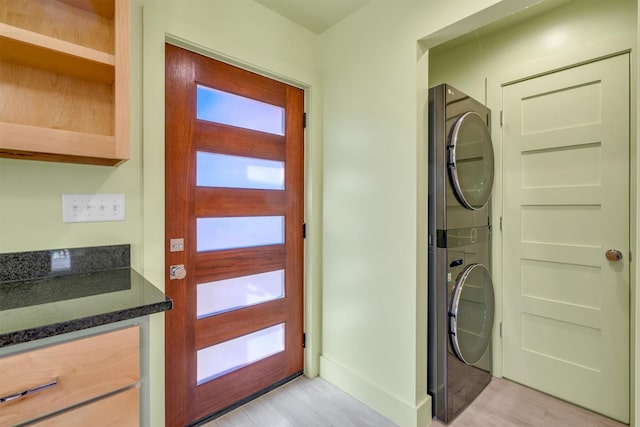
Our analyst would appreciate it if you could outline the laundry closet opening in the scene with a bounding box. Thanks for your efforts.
[426,0,636,423]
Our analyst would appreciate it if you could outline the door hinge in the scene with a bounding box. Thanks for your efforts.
[630,250,633,262]
[500,216,503,231]
[303,223,307,239]
[303,112,307,128]
[500,110,504,127]
[303,333,306,348]
[500,322,503,338]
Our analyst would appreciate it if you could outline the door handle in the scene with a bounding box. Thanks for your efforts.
[605,249,623,262]
[0,378,58,403]
[170,264,187,280]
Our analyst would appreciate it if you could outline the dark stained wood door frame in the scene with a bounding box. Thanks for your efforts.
[164,43,305,427]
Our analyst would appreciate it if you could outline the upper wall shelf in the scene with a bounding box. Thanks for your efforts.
[0,0,129,166]
[57,0,115,18]
[0,23,115,84]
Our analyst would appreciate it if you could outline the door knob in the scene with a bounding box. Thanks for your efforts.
[170,264,187,280]
[605,249,623,262]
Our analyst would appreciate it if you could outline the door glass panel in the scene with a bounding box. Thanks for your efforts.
[449,263,494,365]
[197,270,285,318]
[197,216,284,252]
[448,111,494,210]
[197,85,285,135]
[196,151,284,190]
[197,323,285,385]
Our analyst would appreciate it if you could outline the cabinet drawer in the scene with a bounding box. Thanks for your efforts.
[30,385,139,427]
[0,326,139,427]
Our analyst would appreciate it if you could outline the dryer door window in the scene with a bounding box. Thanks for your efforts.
[448,111,494,210]
[449,263,494,365]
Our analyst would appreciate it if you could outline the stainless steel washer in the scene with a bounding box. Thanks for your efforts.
[427,84,495,423]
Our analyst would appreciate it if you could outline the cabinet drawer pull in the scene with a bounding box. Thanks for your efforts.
[0,378,58,403]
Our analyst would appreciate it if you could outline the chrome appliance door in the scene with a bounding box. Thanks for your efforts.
[449,263,494,365]
[448,112,494,210]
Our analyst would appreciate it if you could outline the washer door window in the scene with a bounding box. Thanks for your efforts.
[449,263,494,365]
[448,111,494,210]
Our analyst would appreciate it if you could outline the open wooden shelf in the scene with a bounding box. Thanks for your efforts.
[0,0,129,166]
[57,0,116,18]
[0,24,115,84]
[0,122,124,166]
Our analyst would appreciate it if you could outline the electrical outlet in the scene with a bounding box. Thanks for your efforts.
[62,194,125,223]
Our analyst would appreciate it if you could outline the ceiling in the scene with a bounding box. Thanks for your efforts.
[254,0,574,40]
[431,0,572,51]
[253,0,371,34]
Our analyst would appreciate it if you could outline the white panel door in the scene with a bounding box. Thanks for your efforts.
[502,54,629,422]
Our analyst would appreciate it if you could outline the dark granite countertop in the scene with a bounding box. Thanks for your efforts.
[0,245,172,348]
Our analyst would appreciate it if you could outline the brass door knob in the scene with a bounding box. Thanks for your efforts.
[605,249,623,262]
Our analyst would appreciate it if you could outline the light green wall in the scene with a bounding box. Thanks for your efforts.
[317,1,545,426]
[429,0,636,99]
[140,1,323,425]
[318,0,640,426]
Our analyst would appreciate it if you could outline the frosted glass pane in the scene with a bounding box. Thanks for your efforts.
[196,151,284,190]
[197,270,285,318]
[197,216,284,252]
[197,85,285,135]
[197,323,285,384]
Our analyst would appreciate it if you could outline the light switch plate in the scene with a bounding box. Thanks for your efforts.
[62,193,125,223]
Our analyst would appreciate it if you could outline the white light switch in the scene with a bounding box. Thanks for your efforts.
[62,194,125,223]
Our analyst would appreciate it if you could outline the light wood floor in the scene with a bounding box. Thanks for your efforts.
[204,376,627,427]
[431,378,626,427]
[203,376,396,427]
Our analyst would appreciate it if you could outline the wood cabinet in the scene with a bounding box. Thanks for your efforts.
[0,326,140,426]
[30,386,140,427]
[0,0,130,165]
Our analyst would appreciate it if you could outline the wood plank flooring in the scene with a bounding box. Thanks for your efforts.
[204,376,627,427]
[203,376,396,427]
[432,378,626,427]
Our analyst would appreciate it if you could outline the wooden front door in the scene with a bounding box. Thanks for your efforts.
[502,53,630,422]
[164,43,305,426]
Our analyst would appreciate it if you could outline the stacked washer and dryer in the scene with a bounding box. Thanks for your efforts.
[427,84,496,423]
